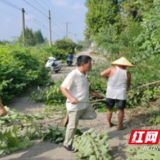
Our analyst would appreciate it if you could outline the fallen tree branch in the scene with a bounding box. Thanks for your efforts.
[128,80,160,92]
[4,117,63,128]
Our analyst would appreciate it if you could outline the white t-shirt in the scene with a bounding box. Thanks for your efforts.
[61,68,89,111]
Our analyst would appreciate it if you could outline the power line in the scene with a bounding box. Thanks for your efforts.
[48,0,66,21]
[41,0,51,10]
[26,0,61,25]
[47,0,80,41]
[42,0,62,20]
[32,0,47,12]
[25,12,61,38]
[23,0,48,18]
[23,0,65,34]
[0,8,17,17]
[0,0,21,11]
[51,19,65,34]
[25,12,48,29]
[42,0,69,29]
[37,0,64,25]
[40,0,66,33]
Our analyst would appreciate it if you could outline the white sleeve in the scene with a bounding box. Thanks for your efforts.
[61,72,74,90]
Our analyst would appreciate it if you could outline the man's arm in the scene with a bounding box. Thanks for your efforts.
[100,67,111,79]
[127,71,131,91]
[89,90,101,98]
[60,87,78,104]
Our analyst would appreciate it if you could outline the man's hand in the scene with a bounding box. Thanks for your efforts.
[89,91,102,98]
[61,87,78,104]
[69,97,78,104]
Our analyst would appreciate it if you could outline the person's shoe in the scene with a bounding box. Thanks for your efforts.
[108,122,117,128]
[117,125,127,130]
[63,113,69,127]
[64,145,74,152]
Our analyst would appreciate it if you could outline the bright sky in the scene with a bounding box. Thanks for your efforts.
[0,0,87,43]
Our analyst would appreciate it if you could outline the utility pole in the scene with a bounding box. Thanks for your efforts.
[48,10,52,46]
[64,22,70,39]
[74,34,77,43]
[69,32,72,41]
[22,8,25,46]
[66,22,68,39]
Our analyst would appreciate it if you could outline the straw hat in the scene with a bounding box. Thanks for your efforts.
[111,57,134,67]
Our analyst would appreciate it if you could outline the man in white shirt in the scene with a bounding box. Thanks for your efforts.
[61,55,101,151]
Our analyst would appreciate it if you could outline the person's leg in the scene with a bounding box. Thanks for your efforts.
[63,109,84,148]
[106,98,115,127]
[117,100,126,129]
[118,109,124,128]
[106,108,113,127]
[80,105,96,120]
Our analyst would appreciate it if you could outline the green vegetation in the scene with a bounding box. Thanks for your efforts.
[73,129,111,160]
[53,39,76,54]
[0,105,65,156]
[0,44,48,103]
[85,0,120,39]
[85,0,160,128]
[0,105,83,156]
[19,27,45,46]
[0,43,73,104]
[125,146,160,160]
[76,40,91,52]
[29,80,66,105]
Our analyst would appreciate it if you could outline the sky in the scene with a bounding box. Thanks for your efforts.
[0,0,88,43]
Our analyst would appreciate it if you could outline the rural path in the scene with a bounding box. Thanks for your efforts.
[1,49,138,160]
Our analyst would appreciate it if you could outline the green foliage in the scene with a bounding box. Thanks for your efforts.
[92,25,120,54]
[76,44,83,51]
[134,0,160,56]
[0,106,56,156]
[75,40,91,52]
[85,0,120,39]
[0,44,50,103]
[42,45,67,61]
[121,0,143,22]
[41,126,65,144]
[125,146,160,160]
[149,104,160,125]
[119,21,143,53]
[0,127,32,155]
[73,128,112,160]
[0,105,83,156]
[29,80,66,106]
[54,39,76,54]
[0,40,10,45]
[0,43,70,103]
[19,27,45,46]
[33,30,45,44]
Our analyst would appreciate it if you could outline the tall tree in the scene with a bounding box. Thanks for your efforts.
[34,30,45,44]
[84,0,120,39]
[19,27,35,46]
[19,28,45,46]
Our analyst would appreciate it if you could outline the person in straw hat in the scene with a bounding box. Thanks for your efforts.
[100,57,133,130]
